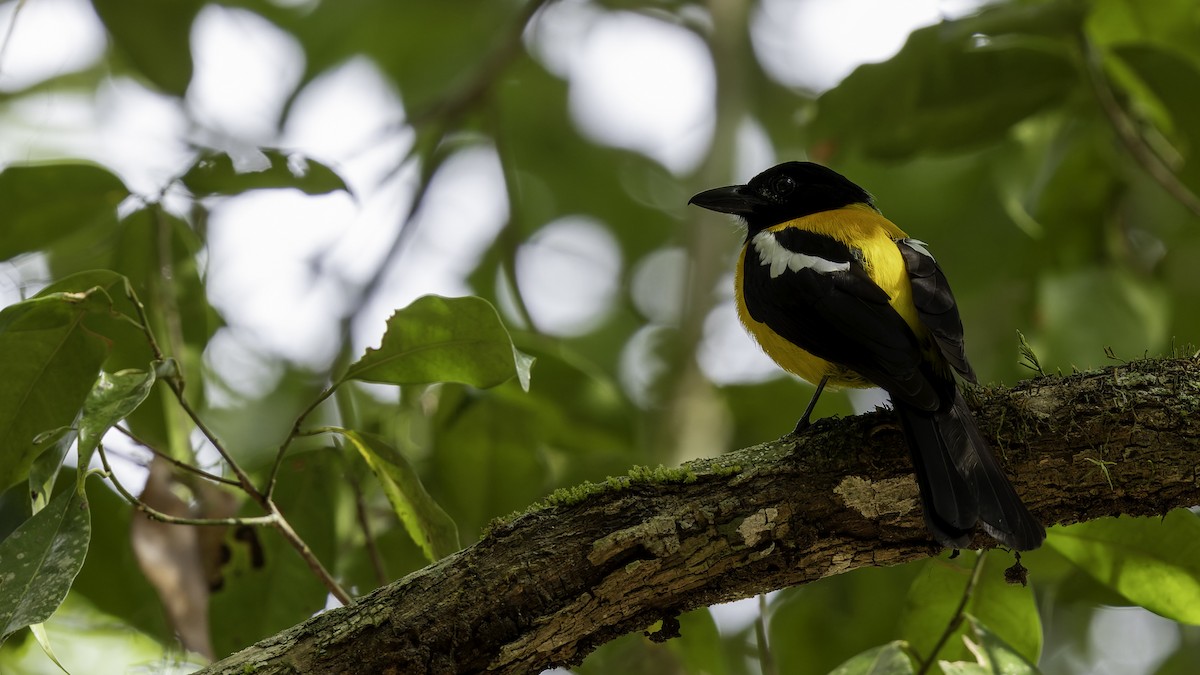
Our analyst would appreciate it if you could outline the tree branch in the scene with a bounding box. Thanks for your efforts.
[202,357,1200,674]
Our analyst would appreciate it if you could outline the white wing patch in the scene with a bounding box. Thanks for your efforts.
[899,238,935,260]
[752,231,850,279]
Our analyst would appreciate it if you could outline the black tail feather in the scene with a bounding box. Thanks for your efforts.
[895,393,1045,551]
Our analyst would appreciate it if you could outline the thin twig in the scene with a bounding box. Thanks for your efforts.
[97,443,276,528]
[489,105,539,333]
[114,424,241,487]
[350,472,389,587]
[916,552,988,675]
[173,386,263,498]
[330,383,386,586]
[269,501,354,606]
[407,0,553,127]
[153,207,191,377]
[126,278,167,363]
[265,384,337,500]
[755,594,777,675]
[330,378,389,585]
[1082,34,1200,218]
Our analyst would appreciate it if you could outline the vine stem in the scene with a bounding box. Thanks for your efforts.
[916,552,988,675]
[265,384,337,501]
[269,500,354,606]
[98,443,276,528]
[114,424,242,487]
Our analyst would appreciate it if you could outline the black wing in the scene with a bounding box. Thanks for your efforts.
[896,239,976,383]
[741,227,941,411]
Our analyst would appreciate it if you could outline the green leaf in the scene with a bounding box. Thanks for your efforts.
[337,429,459,562]
[937,663,989,675]
[1087,0,1200,67]
[668,607,729,675]
[75,369,157,488]
[344,295,533,391]
[0,284,113,492]
[68,469,170,642]
[28,428,76,513]
[813,4,1080,159]
[1047,510,1200,623]
[0,164,127,262]
[772,562,922,674]
[899,552,1040,666]
[1036,267,1169,370]
[28,622,69,674]
[0,487,91,642]
[472,345,633,481]
[337,522,429,596]
[429,390,549,540]
[1027,119,1120,260]
[828,641,914,675]
[0,592,199,673]
[30,269,175,460]
[940,616,1040,675]
[89,0,203,95]
[0,484,33,549]
[181,149,350,197]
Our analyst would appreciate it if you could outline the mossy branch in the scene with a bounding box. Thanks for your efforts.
[203,357,1200,675]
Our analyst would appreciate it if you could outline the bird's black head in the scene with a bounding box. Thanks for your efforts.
[688,161,875,234]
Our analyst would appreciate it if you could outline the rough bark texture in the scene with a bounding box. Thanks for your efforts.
[202,357,1200,675]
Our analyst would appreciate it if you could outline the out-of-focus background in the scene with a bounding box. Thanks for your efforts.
[2,0,1200,672]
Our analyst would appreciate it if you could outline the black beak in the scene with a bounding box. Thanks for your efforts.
[688,185,770,218]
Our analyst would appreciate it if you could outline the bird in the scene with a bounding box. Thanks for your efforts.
[689,161,1044,551]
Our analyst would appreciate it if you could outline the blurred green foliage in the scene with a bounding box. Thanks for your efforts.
[2,0,1200,672]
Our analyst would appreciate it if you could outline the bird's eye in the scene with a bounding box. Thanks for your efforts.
[771,175,796,197]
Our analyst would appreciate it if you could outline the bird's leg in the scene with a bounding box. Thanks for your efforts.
[792,375,830,435]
